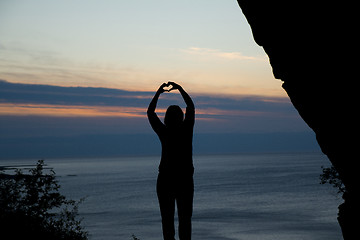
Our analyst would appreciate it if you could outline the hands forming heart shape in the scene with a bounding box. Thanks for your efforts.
[162,83,174,92]
[161,82,179,92]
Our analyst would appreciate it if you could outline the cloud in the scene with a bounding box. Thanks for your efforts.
[0,79,153,108]
[182,47,267,61]
[0,79,309,135]
[0,80,296,118]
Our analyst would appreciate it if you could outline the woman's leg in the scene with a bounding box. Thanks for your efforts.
[176,177,194,240]
[157,174,176,240]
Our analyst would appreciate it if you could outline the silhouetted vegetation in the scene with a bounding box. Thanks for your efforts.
[0,160,88,240]
[131,234,141,240]
[320,165,346,195]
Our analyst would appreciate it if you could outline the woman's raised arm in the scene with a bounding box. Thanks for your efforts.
[147,83,166,114]
[168,82,194,109]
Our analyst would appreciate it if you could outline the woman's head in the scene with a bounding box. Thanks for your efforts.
[164,105,184,127]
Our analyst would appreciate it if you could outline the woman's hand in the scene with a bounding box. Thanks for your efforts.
[157,83,168,94]
[167,81,181,91]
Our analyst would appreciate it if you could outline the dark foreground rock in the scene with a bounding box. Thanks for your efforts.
[236,1,359,239]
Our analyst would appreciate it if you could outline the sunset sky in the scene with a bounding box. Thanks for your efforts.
[0,0,280,95]
[0,1,319,159]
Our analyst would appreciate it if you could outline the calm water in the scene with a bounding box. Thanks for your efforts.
[3,153,342,240]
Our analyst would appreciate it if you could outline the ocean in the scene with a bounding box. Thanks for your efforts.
[2,153,342,240]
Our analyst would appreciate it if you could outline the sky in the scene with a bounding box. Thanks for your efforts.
[0,1,319,159]
[0,0,280,95]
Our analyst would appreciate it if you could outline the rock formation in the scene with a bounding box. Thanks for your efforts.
[236,1,358,239]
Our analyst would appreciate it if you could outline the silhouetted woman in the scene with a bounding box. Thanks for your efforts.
[147,82,195,240]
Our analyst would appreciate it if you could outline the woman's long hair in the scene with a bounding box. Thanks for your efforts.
[164,105,184,128]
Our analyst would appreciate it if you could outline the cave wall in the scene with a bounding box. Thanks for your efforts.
[236,1,358,239]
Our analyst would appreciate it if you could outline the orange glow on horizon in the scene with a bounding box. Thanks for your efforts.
[0,103,279,121]
[0,103,146,118]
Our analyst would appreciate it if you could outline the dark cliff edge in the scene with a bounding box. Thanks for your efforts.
[237,1,358,239]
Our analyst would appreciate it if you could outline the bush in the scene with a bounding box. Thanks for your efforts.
[320,165,346,195]
[132,234,141,240]
[0,160,88,240]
